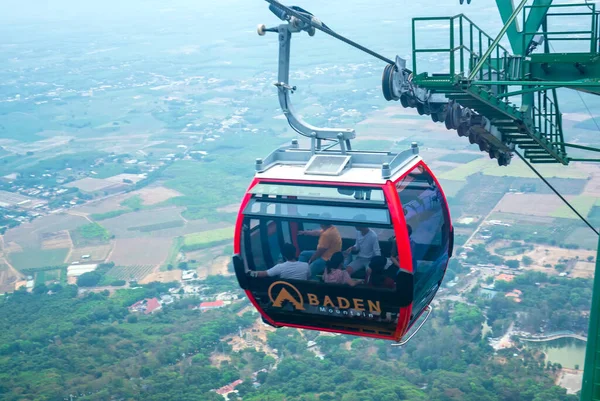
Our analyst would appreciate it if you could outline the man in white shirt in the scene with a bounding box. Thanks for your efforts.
[345,226,381,275]
[250,243,311,280]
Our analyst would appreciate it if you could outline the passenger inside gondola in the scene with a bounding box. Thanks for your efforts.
[322,252,359,286]
[366,255,396,289]
[344,220,381,276]
[249,243,310,280]
[298,221,342,276]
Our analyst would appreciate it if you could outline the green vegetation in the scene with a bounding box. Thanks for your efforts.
[163,132,284,221]
[551,195,597,219]
[488,271,591,334]
[0,279,578,401]
[483,161,588,179]
[8,249,68,271]
[91,209,129,221]
[182,227,234,251]
[496,242,534,256]
[71,223,111,246]
[438,179,467,198]
[0,280,254,401]
[438,152,483,163]
[121,194,144,211]
[127,220,184,232]
[439,158,489,180]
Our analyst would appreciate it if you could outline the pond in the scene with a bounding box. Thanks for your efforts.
[525,338,587,369]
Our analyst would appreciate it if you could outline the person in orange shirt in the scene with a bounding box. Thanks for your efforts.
[298,222,342,277]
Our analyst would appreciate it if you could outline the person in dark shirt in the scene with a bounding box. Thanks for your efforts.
[366,255,396,289]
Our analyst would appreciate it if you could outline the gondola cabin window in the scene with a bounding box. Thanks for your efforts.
[395,165,451,310]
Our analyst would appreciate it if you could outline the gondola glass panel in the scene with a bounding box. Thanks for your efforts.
[238,183,412,338]
[395,165,451,314]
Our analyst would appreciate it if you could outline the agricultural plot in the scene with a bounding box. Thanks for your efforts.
[483,159,589,179]
[438,152,483,164]
[582,171,600,197]
[572,260,596,279]
[439,158,489,181]
[127,220,184,233]
[67,244,112,263]
[0,263,21,293]
[0,190,45,209]
[441,157,590,181]
[4,213,88,250]
[70,223,111,247]
[493,193,563,217]
[133,186,182,205]
[8,248,68,271]
[140,269,181,284]
[64,177,127,193]
[105,264,154,281]
[104,173,145,184]
[101,207,185,239]
[551,195,597,219]
[182,226,234,251]
[41,230,72,250]
[438,179,467,198]
[108,238,171,265]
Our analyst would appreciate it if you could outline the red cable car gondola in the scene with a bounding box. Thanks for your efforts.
[232,143,454,342]
[232,4,453,343]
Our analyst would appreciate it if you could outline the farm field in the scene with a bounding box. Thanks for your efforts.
[438,179,467,198]
[438,152,483,164]
[183,226,234,251]
[493,193,563,217]
[482,159,589,179]
[133,186,182,205]
[139,268,182,284]
[439,158,489,181]
[127,220,185,233]
[70,223,111,247]
[105,265,155,281]
[572,260,596,279]
[0,190,45,208]
[551,195,598,219]
[64,177,129,193]
[108,238,171,265]
[8,248,68,271]
[0,263,22,293]
[4,213,88,249]
[41,230,72,250]
[440,158,590,181]
[196,256,233,280]
[100,207,185,238]
[67,244,113,263]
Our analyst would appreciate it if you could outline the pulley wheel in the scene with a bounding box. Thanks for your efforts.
[452,103,462,130]
[382,64,396,101]
[457,124,468,137]
[400,94,409,108]
[445,105,454,130]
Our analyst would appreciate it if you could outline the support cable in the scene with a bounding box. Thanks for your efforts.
[264,0,395,65]
[514,150,599,235]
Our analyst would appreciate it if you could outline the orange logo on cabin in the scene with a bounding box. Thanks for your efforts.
[268,281,305,310]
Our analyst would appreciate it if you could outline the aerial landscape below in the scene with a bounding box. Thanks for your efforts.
[0,0,599,400]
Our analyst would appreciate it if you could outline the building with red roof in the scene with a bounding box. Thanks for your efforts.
[215,379,243,395]
[200,300,225,312]
[144,298,162,314]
